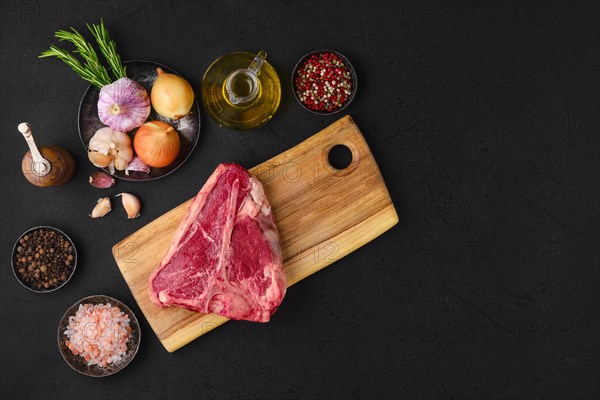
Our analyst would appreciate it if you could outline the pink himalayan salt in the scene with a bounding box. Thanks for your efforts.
[64,303,132,368]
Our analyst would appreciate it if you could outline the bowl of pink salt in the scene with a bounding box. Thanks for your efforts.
[57,295,140,377]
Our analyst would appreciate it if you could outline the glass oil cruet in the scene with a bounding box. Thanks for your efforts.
[201,51,281,130]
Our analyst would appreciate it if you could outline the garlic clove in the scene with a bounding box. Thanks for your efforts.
[91,197,111,218]
[114,152,132,171]
[88,127,134,170]
[125,157,150,175]
[88,151,112,168]
[89,171,115,188]
[116,193,141,219]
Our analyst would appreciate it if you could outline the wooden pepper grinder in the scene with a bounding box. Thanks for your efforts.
[18,122,75,187]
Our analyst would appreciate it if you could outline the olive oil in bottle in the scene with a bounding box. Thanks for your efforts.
[201,51,281,130]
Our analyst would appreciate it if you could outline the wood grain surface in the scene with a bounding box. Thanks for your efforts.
[112,115,398,352]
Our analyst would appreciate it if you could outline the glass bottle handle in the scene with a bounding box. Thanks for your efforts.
[248,51,267,75]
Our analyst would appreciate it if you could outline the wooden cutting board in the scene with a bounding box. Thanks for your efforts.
[112,115,398,352]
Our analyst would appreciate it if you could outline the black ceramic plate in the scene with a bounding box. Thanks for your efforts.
[58,295,141,377]
[78,60,200,181]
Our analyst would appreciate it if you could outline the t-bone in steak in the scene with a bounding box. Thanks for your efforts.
[148,163,286,322]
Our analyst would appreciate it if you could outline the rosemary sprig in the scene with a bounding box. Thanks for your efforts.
[39,45,109,89]
[58,28,111,85]
[87,19,126,80]
[39,21,126,89]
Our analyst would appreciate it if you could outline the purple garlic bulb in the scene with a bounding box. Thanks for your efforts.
[98,77,150,132]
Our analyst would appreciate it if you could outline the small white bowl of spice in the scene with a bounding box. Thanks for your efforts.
[57,295,140,377]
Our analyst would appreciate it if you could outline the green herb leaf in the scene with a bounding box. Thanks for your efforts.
[87,19,127,80]
[39,45,108,88]
[39,21,126,89]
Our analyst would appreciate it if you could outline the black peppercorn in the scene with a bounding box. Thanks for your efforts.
[13,228,76,291]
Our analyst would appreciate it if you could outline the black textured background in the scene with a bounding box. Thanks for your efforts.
[1,1,598,399]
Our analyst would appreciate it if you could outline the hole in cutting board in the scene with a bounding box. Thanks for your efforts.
[328,145,353,170]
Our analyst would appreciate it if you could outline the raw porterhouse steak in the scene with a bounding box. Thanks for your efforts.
[148,163,286,322]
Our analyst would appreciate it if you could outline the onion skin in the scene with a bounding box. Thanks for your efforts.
[151,68,194,119]
[98,77,151,132]
[133,121,180,168]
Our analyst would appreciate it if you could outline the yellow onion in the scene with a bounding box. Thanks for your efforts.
[150,68,194,119]
[133,121,180,168]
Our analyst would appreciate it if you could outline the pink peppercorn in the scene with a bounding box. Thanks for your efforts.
[295,52,353,112]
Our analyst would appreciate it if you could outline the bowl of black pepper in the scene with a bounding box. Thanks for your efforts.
[292,49,357,115]
[12,226,77,293]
